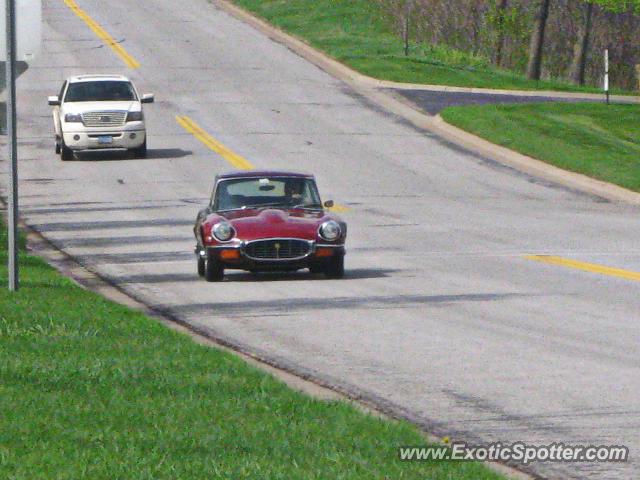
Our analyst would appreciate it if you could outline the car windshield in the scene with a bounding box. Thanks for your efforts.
[214,177,322,211]
[64,81,137,102]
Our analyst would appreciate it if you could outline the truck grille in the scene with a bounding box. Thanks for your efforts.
[244,239,311,261]
[82,111,127,128]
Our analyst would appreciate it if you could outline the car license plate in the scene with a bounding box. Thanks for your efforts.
[98,136,113,145]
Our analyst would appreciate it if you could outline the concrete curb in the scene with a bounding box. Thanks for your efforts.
[213,0,640,206]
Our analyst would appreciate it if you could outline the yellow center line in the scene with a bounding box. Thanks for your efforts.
[63,0,140,69]
[327,204,350,213]
[176,115,255,170]
[526,255,640,282]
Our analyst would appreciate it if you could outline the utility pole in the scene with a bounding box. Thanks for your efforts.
[5,0,19,291]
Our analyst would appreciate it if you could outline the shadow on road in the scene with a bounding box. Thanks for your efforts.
[144,148,193,159]
[111,268,403,285]
[225,267,402,282]
[74,148,192,161]
[171,292,527,316]
[31,218,193,232]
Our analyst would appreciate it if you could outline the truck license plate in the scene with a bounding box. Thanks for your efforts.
[98,136,113,145]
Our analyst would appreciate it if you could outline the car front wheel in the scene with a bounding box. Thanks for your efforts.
[60,141,74,161]
[131,139,147,159]
[197,256,206,277]
[324,255,345,279]
[205,256,224,282]
[309,264,324,274]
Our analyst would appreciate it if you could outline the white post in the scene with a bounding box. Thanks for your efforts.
[5,0,19,291]
[604,48,609,104]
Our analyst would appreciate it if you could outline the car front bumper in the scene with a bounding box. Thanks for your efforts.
[62,130,146,150]
[198,243,345,271]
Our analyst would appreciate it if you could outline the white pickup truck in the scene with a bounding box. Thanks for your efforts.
[48,75,154,160]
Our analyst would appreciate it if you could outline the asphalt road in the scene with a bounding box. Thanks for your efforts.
[3,1,640,478]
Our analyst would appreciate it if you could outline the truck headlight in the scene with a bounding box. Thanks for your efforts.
[126,111,144,122]
[64,113,83,123]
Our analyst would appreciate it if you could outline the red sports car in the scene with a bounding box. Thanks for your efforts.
[194,171,347,281]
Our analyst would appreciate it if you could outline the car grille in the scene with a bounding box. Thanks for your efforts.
[82,111,127,128]
[244,239,311,261]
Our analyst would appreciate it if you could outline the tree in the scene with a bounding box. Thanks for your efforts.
[526,0,551,80]
[569,2,594,85]
[569,0,640,85]
[402,0,414,56]
[495,0,509,67]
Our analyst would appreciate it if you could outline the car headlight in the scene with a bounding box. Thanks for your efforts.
[64,113,83,123]
[212,222,235,242]
[319,220,341,241]
[126,111,144,122]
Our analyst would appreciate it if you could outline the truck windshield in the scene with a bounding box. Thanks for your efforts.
[64,81,137,102]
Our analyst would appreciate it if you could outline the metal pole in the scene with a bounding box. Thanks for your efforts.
[6,0,19,291]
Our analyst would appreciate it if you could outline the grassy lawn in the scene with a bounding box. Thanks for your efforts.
[229,0,616,93]
[0,223,503,479]
[441,102,640,192]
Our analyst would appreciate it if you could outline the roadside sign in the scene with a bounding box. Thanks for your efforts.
[0,0,41,61]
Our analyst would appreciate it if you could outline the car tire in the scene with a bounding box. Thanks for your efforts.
[324,255,345,279]
[205,257,224,282]
[55,142,61,154]
[197,256,206,277]
[60,142,74,161]
[132,139,147,159]
[309,265,323,274]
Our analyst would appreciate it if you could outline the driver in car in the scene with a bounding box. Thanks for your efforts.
[284,179,305,205]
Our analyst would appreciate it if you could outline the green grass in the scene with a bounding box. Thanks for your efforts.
[441,102,640,191]
[0,223,503,479]
[229,0,626,93]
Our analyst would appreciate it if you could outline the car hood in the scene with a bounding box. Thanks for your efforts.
[61,101,138,115]
[220,208,329,241]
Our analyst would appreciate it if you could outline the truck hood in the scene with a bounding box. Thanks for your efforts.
[61,101,138,115]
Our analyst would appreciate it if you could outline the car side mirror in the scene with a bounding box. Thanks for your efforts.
[141,93,155,104]
[324,200,334,208]
[48,96,60,106]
